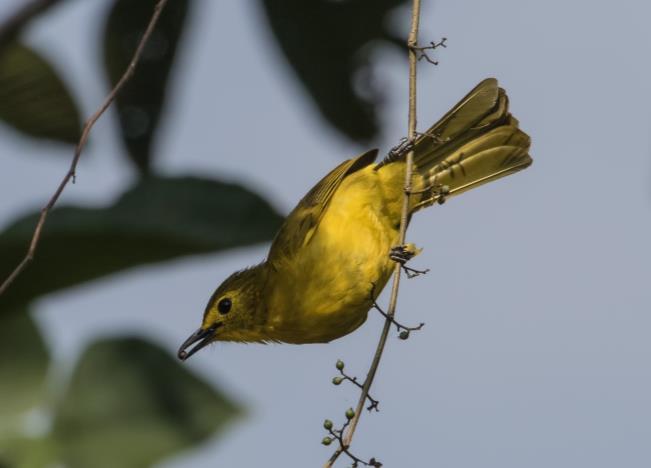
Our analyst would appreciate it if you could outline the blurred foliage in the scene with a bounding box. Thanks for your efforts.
[0,314,239,467]
[0,0,66,48]
[0,310,48,433]
[52,337,240,468]
[0,175,283,312]
[260,0,408,142]
[103,0,190,173]
[0,0,406,465]
[0,42,81,144]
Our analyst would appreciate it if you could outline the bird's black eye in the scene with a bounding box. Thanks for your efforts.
[217,298,232,315]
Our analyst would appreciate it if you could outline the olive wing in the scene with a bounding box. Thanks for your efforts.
[267,149,378,267]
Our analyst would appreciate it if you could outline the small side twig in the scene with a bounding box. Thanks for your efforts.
[0,0,169,297]
[331,360,379,411]
[402,264,430,278]
[371,299,424,340]
[409,37,447,65]
[369,282,425,338]
[322,412,382,467]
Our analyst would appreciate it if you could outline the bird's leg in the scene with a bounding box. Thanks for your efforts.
[389,243,420,263]
[389,243,429,278]
[369,283,425,340]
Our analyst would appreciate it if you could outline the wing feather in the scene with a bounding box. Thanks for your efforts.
[267,149,377,267]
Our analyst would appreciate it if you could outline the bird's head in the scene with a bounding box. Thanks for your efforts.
[177,265,266,360]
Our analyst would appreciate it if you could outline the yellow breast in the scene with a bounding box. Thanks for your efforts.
[266,164,404,343]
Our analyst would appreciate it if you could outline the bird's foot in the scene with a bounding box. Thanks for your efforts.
[389,244,428,277]
[387,137,414,160]
[389,243,420,263]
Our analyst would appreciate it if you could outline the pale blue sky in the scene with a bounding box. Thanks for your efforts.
[1,0,651,467]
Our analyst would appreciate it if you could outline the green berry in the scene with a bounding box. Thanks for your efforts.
[399,330,410,340]
[321,436,333,446]
[345,408,355,419]
[336,359,345,370]
[323,419,333,430]
[332,376,344,385]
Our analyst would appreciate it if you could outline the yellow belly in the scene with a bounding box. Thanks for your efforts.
[267,165,403,343]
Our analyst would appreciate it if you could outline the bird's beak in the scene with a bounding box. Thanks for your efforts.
[177,324,221,361]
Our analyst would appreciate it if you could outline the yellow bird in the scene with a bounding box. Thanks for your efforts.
[178,78,532,360]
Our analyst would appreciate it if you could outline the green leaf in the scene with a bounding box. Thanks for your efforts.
[52,337,241,468]
[103,0,191,173]
[0,42,82,144]
[0,435,59,468]
[260,0,408,143]
[0,175,283,312]
[0,310,49,436]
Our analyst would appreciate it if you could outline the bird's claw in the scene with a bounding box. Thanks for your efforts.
[390,244,429,278]
[387,138,414,159]
[389,243,420,264]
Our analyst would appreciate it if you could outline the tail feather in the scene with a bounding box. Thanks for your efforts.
[413,80,508,163]
[434,145,530,197]
[398,78,532,212]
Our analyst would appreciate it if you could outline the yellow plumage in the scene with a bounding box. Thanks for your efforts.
[178,78,532,359]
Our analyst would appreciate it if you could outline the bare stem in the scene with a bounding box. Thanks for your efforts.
[324,0,422,465]
[0,0,170,297]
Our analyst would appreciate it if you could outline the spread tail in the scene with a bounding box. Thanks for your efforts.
[380,78,532,212]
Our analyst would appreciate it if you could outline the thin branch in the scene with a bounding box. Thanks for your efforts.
[324,0,423,465]
[0,0,64,47]
[0,0,169,297]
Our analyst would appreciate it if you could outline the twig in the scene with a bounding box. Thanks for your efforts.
[323,415,382,467]
[0,0,169,297]
[410,38,447,65]
[371,298,424,339]
[0,0,64,47]
[369,282,425,337]
[331,360,379,411]
[401,264,430,278]
[324,0,423,465]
